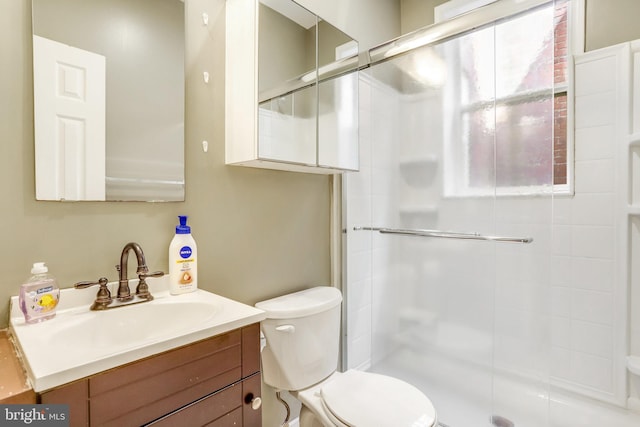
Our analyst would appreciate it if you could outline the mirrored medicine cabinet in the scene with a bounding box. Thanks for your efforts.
[32,0,185,201]
[225,0,360,173]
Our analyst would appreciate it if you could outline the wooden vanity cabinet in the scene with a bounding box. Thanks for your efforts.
[39,323,262,427]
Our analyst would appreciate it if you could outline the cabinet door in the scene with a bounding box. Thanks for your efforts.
[226,0,359,173]
[258,86,317,166]
[317,70,359,170]
[242,323,261,378]
[242,373,262,427]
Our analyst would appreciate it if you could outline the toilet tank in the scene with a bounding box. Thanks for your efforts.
[255,286,342,391]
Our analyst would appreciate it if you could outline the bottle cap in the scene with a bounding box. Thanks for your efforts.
[31,262,48,274]
[176,215,191,234]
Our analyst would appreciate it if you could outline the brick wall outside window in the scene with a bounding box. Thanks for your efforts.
[554,0,568,186]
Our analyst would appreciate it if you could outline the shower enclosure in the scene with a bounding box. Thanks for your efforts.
[344,1,562,425]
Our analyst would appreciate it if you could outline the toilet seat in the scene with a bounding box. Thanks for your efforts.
[318,370,437,427]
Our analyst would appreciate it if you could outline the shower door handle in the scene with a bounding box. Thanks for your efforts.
[354,226,533,244]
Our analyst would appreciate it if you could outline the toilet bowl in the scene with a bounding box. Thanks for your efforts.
[255,286,438,427]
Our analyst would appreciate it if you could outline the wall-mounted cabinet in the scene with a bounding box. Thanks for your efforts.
[226,0,359,174]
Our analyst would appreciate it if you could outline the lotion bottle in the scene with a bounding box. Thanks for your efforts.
[19,262,60,323]
[169,215,198,294]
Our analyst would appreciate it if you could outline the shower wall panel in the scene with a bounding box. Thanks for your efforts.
[554,43,628,406]
[345,73,399,370]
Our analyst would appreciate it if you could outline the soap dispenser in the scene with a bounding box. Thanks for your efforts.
[19,262,60,323]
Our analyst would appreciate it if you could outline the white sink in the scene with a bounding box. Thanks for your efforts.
[50,299,219,350]
[9,276,265,392]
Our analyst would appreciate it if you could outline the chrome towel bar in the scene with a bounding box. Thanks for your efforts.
[353,226,533,244]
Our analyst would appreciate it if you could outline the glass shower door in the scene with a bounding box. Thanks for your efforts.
[345,3,556,426]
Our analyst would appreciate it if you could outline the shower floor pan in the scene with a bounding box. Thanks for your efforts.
[370,349,640,427]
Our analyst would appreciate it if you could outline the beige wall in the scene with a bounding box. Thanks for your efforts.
[0,0,333,329]
[585,0,640,51]
[298,0,400,51]
[400,0,448,34]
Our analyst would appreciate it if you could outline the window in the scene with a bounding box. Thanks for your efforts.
[444,0,573,196]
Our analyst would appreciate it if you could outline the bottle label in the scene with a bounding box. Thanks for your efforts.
[174,246,195,286]
[37,285,54,294]
[180,246,192,259]
[20,279,60,322]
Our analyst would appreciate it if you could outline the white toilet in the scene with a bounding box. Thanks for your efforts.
[255,286,438,427]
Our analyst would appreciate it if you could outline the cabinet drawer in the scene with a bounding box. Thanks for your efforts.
[90,330,242,426]
[145,382,242,427]
[146,373,262,427]
[39,379,89,427]
[205,408,243,427]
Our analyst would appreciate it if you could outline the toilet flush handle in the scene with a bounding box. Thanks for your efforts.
[275,325,295,333]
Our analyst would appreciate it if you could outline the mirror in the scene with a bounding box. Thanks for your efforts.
[256,0,359,170]
[32,0,185,201]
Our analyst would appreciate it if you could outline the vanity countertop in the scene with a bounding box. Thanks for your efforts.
[9,278,266,392]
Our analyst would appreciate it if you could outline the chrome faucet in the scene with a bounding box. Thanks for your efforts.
[75,242,163,310]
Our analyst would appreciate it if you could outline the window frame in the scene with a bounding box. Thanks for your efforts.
[440,0,584,198]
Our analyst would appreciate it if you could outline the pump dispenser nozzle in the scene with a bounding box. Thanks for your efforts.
[176,215,191,234]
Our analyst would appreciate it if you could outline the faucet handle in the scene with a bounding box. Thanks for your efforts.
[136,271,162,301]
[74,277,112,310]
[74,277,109,289]
[138,271,164,280]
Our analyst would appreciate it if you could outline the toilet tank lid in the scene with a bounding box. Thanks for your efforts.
[255,286,342,319]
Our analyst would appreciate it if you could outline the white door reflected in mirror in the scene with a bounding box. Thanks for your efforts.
[33,36,106,201]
